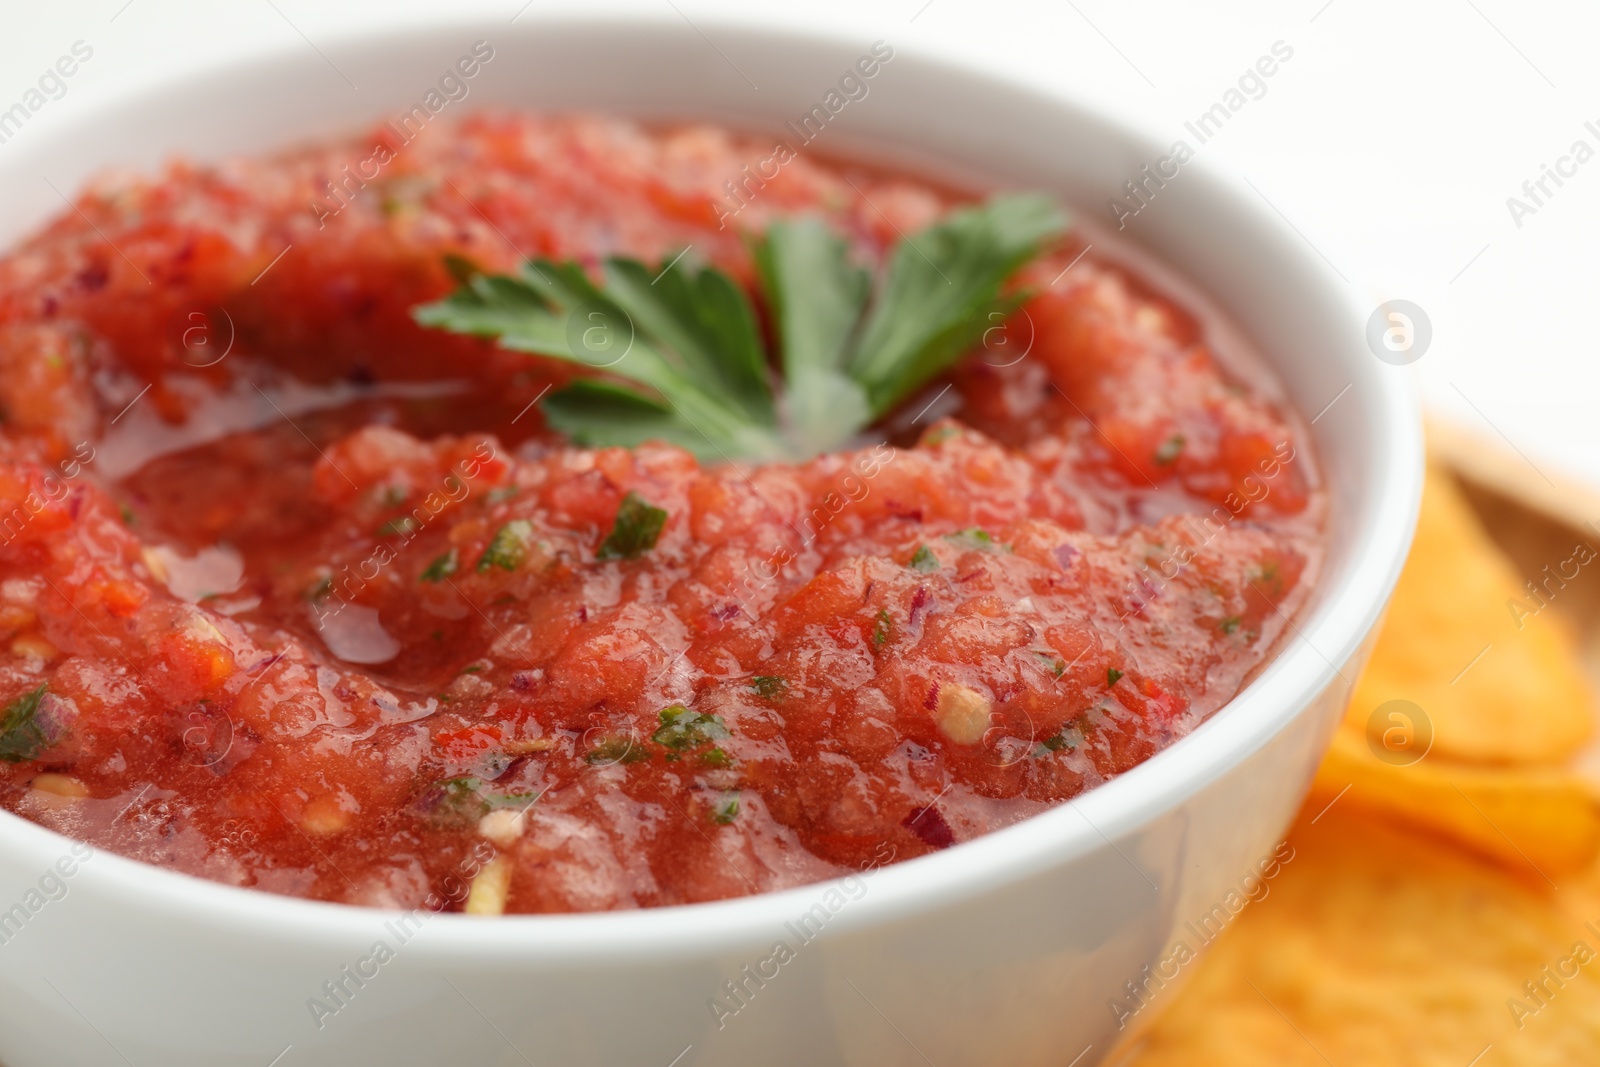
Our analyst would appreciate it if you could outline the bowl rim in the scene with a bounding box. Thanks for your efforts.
[0,12,1422,961]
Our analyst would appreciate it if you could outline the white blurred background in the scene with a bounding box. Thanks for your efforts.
[3,0,1593,489]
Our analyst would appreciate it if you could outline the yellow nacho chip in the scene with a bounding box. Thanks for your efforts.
[1114,809,1600,1067]
[1345,464,1594,764]
[1312,728,1600,876]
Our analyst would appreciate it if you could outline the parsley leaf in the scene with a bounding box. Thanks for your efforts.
[417,259,787,463]
[441,252,481,284]
[909,544,939,572]
[846,194,1069,415]
[414,194,1068,463]
[755,218,873,450]
[541,379,705,454]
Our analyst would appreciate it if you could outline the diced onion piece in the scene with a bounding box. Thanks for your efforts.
[478,808,525,848]
[316,604,400,664]
[465,856,512,916]
[30,773,88,798]
[0,604,35,638]
[139,546,170,584]
[10,634,57,662]
[144,544,244,603]
[935,683,991,745]
[0,579,37,608]
[299,795,351,836]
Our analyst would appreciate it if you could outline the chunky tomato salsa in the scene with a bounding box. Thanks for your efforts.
[0,113,1320,913]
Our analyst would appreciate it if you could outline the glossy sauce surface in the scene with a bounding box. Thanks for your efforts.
[0,113,1320,912]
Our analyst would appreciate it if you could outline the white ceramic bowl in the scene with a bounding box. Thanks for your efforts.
[0,16,1420,1067]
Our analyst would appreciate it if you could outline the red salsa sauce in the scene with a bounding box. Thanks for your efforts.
[0,113,1320,912]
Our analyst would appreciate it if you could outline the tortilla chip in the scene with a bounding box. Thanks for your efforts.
[1344,464,1593,764]
[1113,808,1600,1067]
[1312,728,1600,876]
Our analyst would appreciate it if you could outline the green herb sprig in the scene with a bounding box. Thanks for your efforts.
[597,492,668,561]
[0,685,55,763]
[415,194,1068,463]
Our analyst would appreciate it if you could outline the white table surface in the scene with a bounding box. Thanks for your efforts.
[4,0,1595,491]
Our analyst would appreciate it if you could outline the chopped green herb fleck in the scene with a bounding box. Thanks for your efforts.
[1039,723,1084,753]
[711,794,740,825]
[652,705,730,752]
[597,492,668,561]
[305,575,334,602]
[700,747,733,768]
[381,485,408,507]
[119,504,136,526]
[909,544,939,572]
[460,665,482,675]
[477,520,535,573]
[947,527,994,548]
[872,608,892,648]
[486,486,518,505]
[377,516,419,537]
[420,548,458,582]
[1034,651,1066,678]
[751,676,787,700]
[429,776,481,823]
[420,775,537,826]
[1154,434,1186,465]
[1219,616,1241,636]
[586,736,648,765]
[1106,668,1124,687]
[944,528,1010,553]
[484,789,539,812]
[1248,560,1283,592]
[0,685,54,763]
